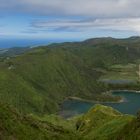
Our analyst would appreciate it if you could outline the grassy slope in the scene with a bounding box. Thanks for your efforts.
[1,37,140,140]
[0,102,81,140]
[116,117,140,140]
[0,45,117,115]
[100,63,138,81]
[1,103,140,140]
[76,104,136,140]
[1,37,140,115]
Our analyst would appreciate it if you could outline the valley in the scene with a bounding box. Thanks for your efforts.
[1,37,140,139]
[1,0,140,139]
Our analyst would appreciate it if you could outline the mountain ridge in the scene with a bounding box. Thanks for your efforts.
[1,37,140,115]
[1,102,140,140]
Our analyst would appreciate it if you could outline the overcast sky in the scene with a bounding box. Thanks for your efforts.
[0,0,140,39]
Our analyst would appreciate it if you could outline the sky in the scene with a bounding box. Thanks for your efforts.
[0,0,140,40]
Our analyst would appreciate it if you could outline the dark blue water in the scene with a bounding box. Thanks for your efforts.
[61,91,140,118]
[0,38,75,48]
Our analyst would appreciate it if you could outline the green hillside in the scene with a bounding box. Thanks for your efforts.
[117,111,140,140]
[76,104,135,140]
[1,37,140,115]
[0,47,31,57]
[0,47,110,114]
[1,103,140,140]
[0,102,81,140]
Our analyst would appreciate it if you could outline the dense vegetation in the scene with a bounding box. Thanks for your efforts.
[1,37,140,114]
[1,103,140,140]
[0,47,31,57]
[1,37,140,139]
[0,102,81,140]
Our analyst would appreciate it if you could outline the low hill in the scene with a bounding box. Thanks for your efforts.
[0,102,81,140]
[1,103,140,140]
[76,104,135,140]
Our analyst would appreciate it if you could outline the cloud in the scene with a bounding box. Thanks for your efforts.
[30,18,140,33]
[31,19,92,32]
[1,0,140,38]
[0,0,140,18]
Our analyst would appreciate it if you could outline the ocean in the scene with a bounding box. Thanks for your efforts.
[0,38,76,48]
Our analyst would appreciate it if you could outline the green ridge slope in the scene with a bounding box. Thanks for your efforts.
[0,102,81,140]
[1,37,140,115]
[1,103,140,140]
[77,104,135,140]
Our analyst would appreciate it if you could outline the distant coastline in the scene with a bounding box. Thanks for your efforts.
[0,38,72,48]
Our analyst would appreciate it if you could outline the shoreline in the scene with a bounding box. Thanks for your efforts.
[111,89,140,93]
[59,90,140,118]
[67,89,140,104]
[67,96,126,104]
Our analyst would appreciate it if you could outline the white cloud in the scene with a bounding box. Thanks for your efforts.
[30,18,140,33]
[1,0,140,38]
[0,0,140,18]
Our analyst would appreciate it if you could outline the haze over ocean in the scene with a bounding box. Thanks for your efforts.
[0,38,78,48]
